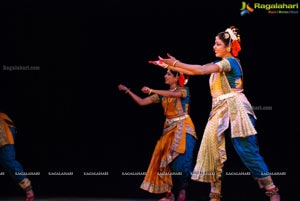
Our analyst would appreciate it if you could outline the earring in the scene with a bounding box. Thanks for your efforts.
[226,47,231,52]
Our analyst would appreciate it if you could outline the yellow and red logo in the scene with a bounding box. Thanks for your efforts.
[240,2,254,16]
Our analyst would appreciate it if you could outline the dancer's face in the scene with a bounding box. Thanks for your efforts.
[164,70,177,86]
[213,36,229,58]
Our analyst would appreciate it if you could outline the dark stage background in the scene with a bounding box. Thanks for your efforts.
[0,0,295,200]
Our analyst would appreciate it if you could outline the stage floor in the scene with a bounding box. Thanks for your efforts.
[0,198,200,201]
[0,195,284,201]
[0,197,288,201]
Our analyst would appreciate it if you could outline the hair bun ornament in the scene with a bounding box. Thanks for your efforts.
[225,27,241,57]
[225,28,237,41]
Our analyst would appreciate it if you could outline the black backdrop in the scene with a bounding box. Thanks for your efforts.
[0,0,294,200]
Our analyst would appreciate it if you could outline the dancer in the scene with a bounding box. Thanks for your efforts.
[0,112,35,201]
[149,26,280,201]
[118,69,197,201]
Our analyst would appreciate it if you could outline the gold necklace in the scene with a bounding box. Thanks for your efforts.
[169,87,177,92]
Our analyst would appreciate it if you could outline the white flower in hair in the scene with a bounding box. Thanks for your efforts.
[184,79,188,85]
[225,28,237,41]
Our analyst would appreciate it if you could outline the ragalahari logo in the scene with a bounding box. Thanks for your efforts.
[240,2,254,16]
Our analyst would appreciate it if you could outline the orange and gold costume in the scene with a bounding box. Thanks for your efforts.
[140,87,197,194]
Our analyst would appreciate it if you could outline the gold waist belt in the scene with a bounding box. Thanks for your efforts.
[213,92,236,103]
[166,114,189,125]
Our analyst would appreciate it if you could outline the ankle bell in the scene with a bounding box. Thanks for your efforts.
[265,187,279,197]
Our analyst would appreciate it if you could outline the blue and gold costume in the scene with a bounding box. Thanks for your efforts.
[192,57,272,187]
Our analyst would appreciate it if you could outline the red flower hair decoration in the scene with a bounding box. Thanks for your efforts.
[178,73,185,87]
[231,40,241,57]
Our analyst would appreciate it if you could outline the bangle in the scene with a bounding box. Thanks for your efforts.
[163,64,169,69]
[148,89,153,95]
[172,60,178,67]
[125,88,130,94]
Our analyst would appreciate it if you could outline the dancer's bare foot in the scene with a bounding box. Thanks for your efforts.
[158,192,174,201]
[209,192,222,201]
[266,187,280,201]
[270,193,280,201]
[177,189,186,201]
[26,189,35,201]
